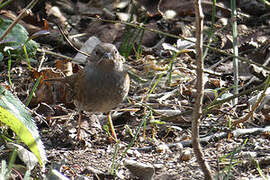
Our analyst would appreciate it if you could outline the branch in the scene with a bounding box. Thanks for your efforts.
[192,0,213,179]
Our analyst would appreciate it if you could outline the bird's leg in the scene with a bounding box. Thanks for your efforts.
[108,111,118,141]
[77,111,82,140]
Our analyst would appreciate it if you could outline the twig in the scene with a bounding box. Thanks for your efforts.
[0,0,40,42]
[86,17,270,72]
[231,0,239,105]
[136,126,270,152]
[192,0,213,179]
[37,48,72,60]
[161,82,266,124]
[240,53,270,90]
[56,25,90,57]
[232,74,270,125]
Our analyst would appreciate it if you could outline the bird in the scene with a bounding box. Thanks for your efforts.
[46,42,130,141]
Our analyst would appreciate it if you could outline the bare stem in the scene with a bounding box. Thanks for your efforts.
[192,0,213,179]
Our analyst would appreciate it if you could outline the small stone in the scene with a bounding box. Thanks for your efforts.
[124,159,155,180]
[153,163,164,170]
[133,150,142,158]
[181,149,192,161]
[156,143,171,154]
[217,18,228,26]
[164,10,177,19]
[126,149,134,156]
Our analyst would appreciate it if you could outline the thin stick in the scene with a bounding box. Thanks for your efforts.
[87,17,270,72]
[231,0,239,105]
[0,0,40,42]
[56,25,90,57]
[192,0,213,179]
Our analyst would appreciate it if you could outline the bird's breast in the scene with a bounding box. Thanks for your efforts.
[74,69,129,112]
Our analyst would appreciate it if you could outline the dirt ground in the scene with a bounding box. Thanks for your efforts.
[1,0,270,179]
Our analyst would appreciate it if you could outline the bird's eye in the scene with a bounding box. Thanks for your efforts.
[95,49,101,56]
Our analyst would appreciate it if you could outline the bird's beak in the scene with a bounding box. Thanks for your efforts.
[103,52,113,60]
[96,52,114,65]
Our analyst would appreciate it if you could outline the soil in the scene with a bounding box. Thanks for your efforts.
[1,0,270,179]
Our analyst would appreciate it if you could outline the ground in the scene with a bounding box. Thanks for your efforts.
[1,0,270,179]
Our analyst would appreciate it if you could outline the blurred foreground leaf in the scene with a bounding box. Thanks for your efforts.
[0,85,47,167]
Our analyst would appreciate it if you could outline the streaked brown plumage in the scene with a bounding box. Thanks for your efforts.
[47,43,130,140]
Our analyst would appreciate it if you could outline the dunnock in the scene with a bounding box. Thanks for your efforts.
[46,42,130,140]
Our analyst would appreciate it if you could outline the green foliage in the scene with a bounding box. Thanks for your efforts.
[0,18,39,60]
[0,0,14,10]
[219,138,248,180]
[119,2,145,59]
[0,85,47,167]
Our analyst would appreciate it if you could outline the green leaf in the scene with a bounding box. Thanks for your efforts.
[0,86,47,167]
[0,18,39,59]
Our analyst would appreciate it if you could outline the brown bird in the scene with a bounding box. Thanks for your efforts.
[46,42,130,141]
